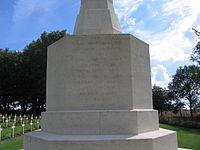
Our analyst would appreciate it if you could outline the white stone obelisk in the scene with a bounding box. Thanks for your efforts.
[24,0,178,150]
[74,0,121,34]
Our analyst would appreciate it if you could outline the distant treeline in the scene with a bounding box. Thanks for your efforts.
[0,30,66,115]
[152,39,200,118]
[152,65,200,118]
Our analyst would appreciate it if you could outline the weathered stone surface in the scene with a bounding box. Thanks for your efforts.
[74,0,121,35]
[24,33,178,150]
[46,34,152,111]
[24,129,178,150]
[24,1,178,148]
[41,110,159,135]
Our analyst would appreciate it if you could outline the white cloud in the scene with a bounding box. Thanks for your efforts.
[149,0,200,61]
[115,0,200,62]
[151,64,172,88]
[114,0,144,29]
[149,31,191,62]
[115,0,144,15]
[162,0,190,17]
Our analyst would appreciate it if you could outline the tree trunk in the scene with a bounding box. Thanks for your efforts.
[20,99,26,113]
[180,110,182,117]
[161,109,163,117]
[189,101,193,118]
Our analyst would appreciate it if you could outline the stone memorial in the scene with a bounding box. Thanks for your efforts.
[24,0,178,149]
[11,124,15,138]
[22,123,25,134]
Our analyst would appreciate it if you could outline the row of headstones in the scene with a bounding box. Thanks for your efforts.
[0,114,41,123]
[0,114,41,126]
[0,114,41,141]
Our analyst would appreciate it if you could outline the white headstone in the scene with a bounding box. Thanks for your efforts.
[36,121,40,129]
[74,0,121,35]
[20,117,23,125]
[2,116,5,123]
[11,124,15,137]
[5,119,8,127]
[30,121,33,131]
[22,122,25,134]
[0,125,2,141]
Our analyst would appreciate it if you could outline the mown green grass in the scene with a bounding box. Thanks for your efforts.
[0,122,13,128]
[0,122,39,150]
[0,122,39,140]
[160,124,200,150]
[0,136,23,150]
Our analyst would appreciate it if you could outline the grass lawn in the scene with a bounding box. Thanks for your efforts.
[0,124,199,150]
[160,124,200,150]
[0,136,23,150]
[0,123,39,140]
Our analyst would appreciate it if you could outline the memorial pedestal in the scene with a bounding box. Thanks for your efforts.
[24,34,178,150]
[24,129,177,150]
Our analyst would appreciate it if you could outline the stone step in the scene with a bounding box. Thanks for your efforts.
[24,128,177,150]
[42,109,159,135]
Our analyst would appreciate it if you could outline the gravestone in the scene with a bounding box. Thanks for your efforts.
[11,124,15,137]
[22,123,25,134]
[24,0,178,149]
[0,125,2,141]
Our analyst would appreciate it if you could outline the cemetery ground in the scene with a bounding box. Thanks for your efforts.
[0,136,22,150]
[0,114,40,150]
[0,123,199,150]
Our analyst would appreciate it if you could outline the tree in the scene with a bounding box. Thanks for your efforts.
[171,100,185,117]
[0,30,67,115]
[194,101,200,111]
[152,85,173,117]
[191,42,200,65]
[168,65,200,117]
[0,49,23,113]
[191,28,200,65]
[21,30,67,115]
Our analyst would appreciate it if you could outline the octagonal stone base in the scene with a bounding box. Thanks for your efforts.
[24,128,177,150]
[41,110,159,135]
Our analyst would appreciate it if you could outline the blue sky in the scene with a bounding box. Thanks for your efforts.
[0,0,200,88]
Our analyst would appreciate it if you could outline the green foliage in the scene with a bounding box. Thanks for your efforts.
[0,50,23,113]
[168,65,200,117]
[194,102,200,111]
[0,136,23,150]
[160,124,200,150]
[152,85,174,116]
[191,41,200,65]
[171,101,185,115]
[0,30,66,115]
[20,30,66,115]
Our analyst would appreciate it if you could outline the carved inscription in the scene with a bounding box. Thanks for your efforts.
[47,35,133,110]
[65,38,127,102]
